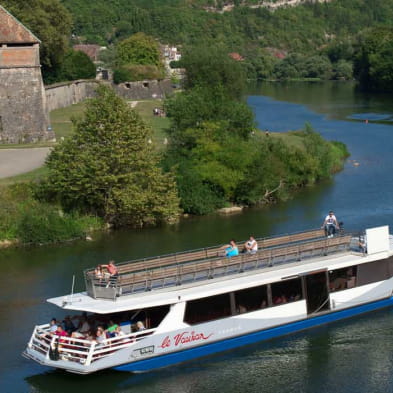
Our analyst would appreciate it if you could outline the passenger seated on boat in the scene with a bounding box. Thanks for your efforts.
[136,321,146,331]
[94,265,104,280]
[273,295,287,305]
[321,211,339,238]
[220,239,239,258]
[260,300,267,309]
[62,315,76,335]
[243,236,258,254]
[105,320,119,338]
[100,260,118,279]
[71,316,91,339]
[359,233,367,254]
[40,318,58,339]
[238,304,247,314]
[55,325,68,346]
[95,327,107,347]
[49,318,58,334]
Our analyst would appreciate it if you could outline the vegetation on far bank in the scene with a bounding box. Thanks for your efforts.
[0,38,349,246]
[2,0,393,90]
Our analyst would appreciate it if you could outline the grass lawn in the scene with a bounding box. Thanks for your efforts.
[132,100,170,146]
[50,102,86,139]
[49,99,169,145]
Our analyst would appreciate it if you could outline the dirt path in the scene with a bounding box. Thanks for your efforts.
[0,147,51,179]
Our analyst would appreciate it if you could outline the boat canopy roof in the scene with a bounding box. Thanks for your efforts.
[47,245,391,314]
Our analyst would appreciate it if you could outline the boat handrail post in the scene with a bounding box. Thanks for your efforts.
[28,325,39,349]
[46,335,57,360]
[85,341,96,366]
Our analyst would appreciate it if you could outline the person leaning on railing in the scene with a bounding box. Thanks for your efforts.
[99,260,119,280]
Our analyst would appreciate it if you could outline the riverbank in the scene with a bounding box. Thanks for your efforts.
[0,95,348,248]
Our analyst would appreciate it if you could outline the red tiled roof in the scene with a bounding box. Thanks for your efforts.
[0,5,40,44]
[73,44,101,61]
[229,52,245,61]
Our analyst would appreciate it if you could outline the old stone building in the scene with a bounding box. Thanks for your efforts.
[0,5,54,143]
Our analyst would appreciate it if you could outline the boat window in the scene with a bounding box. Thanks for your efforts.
[357,259,391,286]
[184,294,231,325]
[328,266,357,292]
[103,304,170,331]
[234,285,268,314]
[270,278,303,306]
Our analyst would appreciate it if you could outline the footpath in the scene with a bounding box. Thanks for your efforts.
[0,147,50,179]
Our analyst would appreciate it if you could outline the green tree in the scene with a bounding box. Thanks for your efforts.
[334,59,353,80]
[303,55,332,79]
[181,45,246,99]
[2,0,72,79]
[116,32,161,66]
[354,27,393,92]
[43,85,180,227]
[50,49,96,83]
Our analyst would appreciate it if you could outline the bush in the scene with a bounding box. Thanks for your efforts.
[113,64,165,83]
[0,182,103,245]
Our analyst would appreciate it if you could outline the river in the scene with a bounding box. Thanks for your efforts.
[2,81,393,393]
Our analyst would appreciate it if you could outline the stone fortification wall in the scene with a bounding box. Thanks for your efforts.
[45,80,101,112]
[0,44,53,143]
[114,79,174,100]
[45,79,175,112]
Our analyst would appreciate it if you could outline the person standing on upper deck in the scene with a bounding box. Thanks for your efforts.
[322,211,339,238]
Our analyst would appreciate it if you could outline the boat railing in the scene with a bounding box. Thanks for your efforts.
[85,230,355,300]
[28,324,154,366]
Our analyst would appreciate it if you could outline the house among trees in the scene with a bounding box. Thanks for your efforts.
[73,44,104,62]
[0,5,54,143]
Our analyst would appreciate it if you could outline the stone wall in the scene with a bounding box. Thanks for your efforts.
[45,79,175,112]
[45,80,102,112]
[0,44,53,143]
[114,79,174,100]
[0,66,52,143]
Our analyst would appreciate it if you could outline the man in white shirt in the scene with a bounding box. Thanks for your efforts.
[244,236,258,254]
[322,211,339,238]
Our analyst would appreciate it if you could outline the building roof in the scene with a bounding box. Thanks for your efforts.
[73,44,102,61]
[0,5,40,44]
[229,52,245,61]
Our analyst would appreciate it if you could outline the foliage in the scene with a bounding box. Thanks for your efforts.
[353,27,393,92]
[41,85,180,227]
[60,0,393,86]
[113,64,164,83]
[0,183,102,244]
[165,85,254,146]
[180,45,246,99]
[116,32,161,66]
[333,59,353,80]
[2,0,72,80]
[46,49,96,83]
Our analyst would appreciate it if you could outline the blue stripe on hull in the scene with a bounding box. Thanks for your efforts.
[114,296,393,373]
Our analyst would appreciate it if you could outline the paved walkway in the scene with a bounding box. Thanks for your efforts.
[0,147,51,179]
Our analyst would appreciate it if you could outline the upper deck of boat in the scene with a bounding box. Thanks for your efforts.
[82,228,368,302]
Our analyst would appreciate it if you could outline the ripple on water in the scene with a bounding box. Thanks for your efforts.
[348,113,393,122]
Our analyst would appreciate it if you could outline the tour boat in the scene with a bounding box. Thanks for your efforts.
[23,225,393,374]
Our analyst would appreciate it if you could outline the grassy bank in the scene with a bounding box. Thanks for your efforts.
[0,100,349,246]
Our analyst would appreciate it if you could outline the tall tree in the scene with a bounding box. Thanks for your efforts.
[116,32,161,66]
[43,85,180,227]
[181,44,247,99]
[354,27,393,92]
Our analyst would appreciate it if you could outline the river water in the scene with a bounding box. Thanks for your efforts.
[2,81,393,392]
